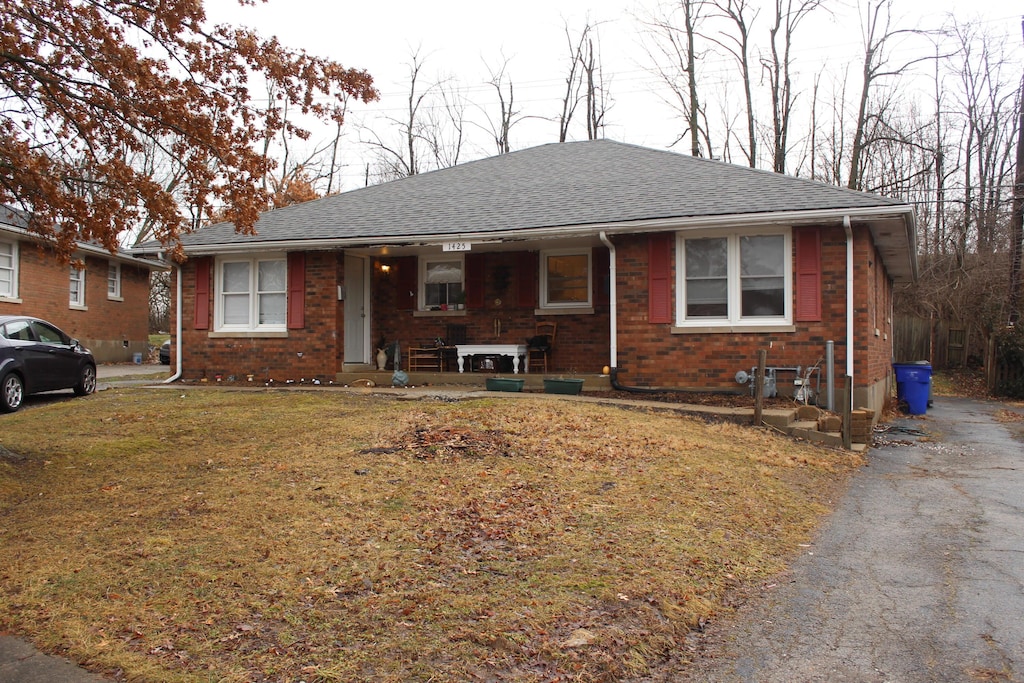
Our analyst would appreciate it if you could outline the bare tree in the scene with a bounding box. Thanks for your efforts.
[764,0,825,174]
[709,0,759,167]
[559,18,612,142]
[640,1,713,156]
[479,57,527,154]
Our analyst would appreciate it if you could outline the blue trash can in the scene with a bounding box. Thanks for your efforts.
[893,363,931,415]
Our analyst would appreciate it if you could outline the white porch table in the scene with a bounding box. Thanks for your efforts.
[455,344,528,374]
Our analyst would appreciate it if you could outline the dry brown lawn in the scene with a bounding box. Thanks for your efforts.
[0,387,861,682]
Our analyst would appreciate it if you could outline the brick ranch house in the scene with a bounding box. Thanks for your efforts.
[1,207,162,363]
[138,140,917,417]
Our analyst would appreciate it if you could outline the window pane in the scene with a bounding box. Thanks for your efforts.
[0,242,13,297]
[69,267,84,305]
[425,261,462,284]
[685,239,728,317]
[258,292,286,324]
[547,254,588,303]
[258,260,286,292]
[107,264,119,296]
[740,235,785,317]
[223,262,249,293]
[223,292,249,324]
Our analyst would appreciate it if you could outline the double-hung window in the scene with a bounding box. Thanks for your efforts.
[69,265,86,307]
[540,249,591,309]
[677,229,790,326]
[107,262,122,300]
[420,257,464,309]
[216,256,287,330]
[0,240,16,299]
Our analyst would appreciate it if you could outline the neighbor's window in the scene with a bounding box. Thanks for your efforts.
[541,249,591,308]
[69,265,86,307]
[420,257,464,309]
[677,229,790,326]
[0,240,17,299]
[107,262,122,299]
[216,256,287,330]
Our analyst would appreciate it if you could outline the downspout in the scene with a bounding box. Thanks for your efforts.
[164,261,182,383]
[599,231,617,371]
[844,215,854,381]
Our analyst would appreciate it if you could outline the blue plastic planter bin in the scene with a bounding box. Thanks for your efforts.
[893,363,932,415]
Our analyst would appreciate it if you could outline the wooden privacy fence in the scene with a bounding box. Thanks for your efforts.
[892,315,977,369]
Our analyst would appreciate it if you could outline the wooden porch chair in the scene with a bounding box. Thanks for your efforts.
[527,322,556,373]
[441,324,467,371]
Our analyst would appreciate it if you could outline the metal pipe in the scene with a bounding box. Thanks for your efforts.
[844,215,854,382]
[599,231,617,370]
[164,261,183,384]
[825,341,835,411]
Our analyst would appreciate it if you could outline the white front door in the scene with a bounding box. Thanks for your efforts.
[343,254,370,366]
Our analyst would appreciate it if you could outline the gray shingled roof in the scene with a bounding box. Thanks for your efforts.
[177,139,908,249]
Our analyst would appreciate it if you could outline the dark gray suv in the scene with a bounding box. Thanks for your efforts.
[0,315,96,412]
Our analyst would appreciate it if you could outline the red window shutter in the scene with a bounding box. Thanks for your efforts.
[287,252,305,329]
[465,253,485,309]
[794,228,822,322]
[193,257,211,330]
[516,251,537,308]
[395,256,417,310]
[648,234,673,324]
[592,246,610,306]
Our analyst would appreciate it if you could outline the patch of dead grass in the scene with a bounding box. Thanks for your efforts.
[0,388,860,682]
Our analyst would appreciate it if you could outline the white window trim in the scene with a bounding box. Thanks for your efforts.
[540,248,592,310]
[70,264,86,309]
[0,239,18,301]
[214,254,288,332]
[107,261,123,301]
[418,254,465,311]
[675,227,792,328]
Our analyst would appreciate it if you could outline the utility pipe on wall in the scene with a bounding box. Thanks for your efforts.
[599,231,617,370]
[844,215,854,381]
[164,261,182,384]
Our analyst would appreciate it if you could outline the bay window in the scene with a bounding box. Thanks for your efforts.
[677,229,790,326]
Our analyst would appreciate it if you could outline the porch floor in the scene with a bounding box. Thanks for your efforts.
[335,369,612,392]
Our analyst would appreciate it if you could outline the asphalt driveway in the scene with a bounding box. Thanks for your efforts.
[686,396,1024,682]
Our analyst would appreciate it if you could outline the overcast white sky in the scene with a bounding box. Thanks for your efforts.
[204,0,1023,191]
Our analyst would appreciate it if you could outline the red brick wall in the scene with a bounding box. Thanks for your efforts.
[172,231,896,393]
[0,238,152,362]
[610,228,889,394]
[174,252,343,382]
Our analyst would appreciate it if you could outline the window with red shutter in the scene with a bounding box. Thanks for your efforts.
[287,252,305,329]
[794,228,822,322]
[648,234,673,323]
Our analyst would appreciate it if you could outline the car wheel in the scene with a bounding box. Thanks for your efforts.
[1,372,24,413]
[74,364,97,396]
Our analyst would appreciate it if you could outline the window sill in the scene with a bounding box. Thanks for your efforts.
[535,307,594,316]
[107,295,124,302]
[413,309,467,318]
[69,304,88,311]
[0,296,22,304]
[208,330,288,338]
[672,324,796,334]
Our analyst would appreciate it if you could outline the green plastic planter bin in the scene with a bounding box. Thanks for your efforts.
[893,362,931,415]
[486,377,524,392]
[543,378,584,395]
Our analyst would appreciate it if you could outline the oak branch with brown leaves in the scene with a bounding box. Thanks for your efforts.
[0,0,377,262]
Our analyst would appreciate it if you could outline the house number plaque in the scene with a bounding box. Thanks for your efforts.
[442,241,471,252]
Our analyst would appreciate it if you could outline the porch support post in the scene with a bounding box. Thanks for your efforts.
[844,216,855,386]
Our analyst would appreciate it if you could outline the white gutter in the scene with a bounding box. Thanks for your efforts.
[844,215,854,379]
[153,205,915,257]
[164,261,183,383]
[599,231,617,370]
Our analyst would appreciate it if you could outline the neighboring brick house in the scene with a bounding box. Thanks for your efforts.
[1,207,162,363]
[136,140,917,417]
